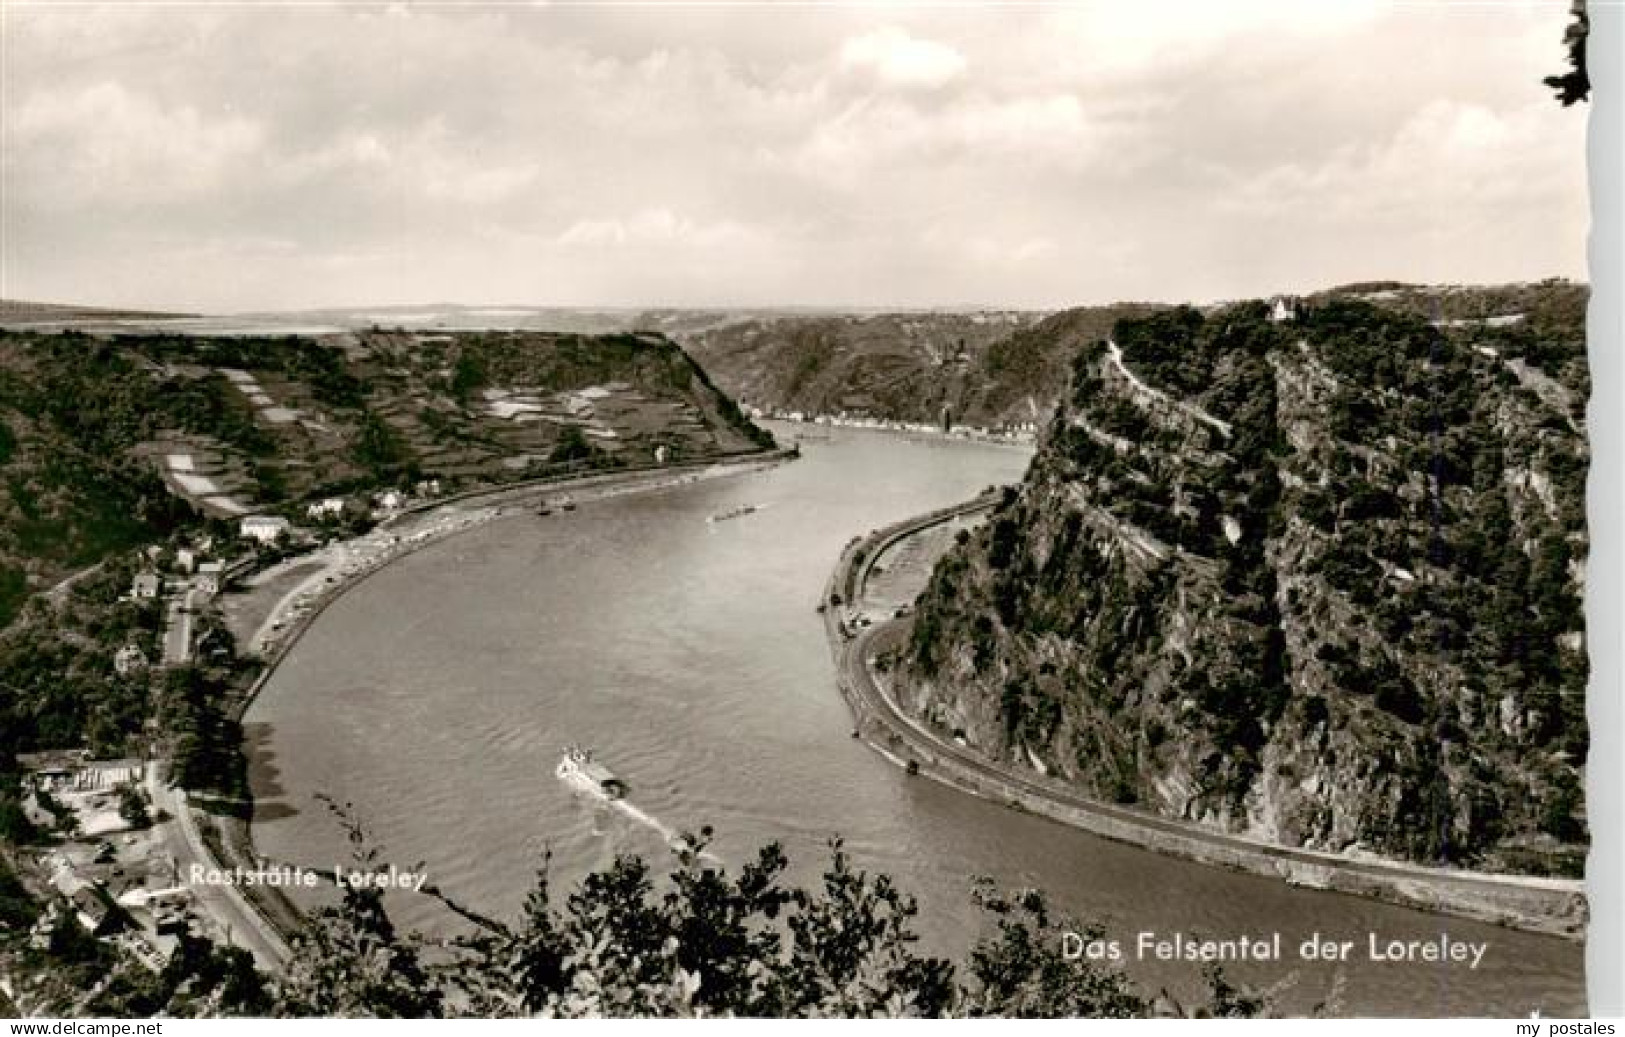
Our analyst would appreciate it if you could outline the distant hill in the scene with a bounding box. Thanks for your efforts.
[679,308,1178,429]
[673,283,1589,435]
[0,299,193,323]
[0,327,772,627]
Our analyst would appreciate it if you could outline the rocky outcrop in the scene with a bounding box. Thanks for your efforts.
[896,290,1589,876]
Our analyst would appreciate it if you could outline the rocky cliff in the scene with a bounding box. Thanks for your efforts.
[895,284,1588,876]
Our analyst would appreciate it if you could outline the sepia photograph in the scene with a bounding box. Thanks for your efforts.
[0,0,1610,1022]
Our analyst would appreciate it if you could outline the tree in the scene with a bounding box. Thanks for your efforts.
[0,774,37,843]
[1545,0,1590,105]
[354,413,407,474]
[266,812,1281,1019]
[450,350,487,403]
[781,838,954,1016]
[275,798,445,1018]
[960,883,1145,1017]
[118,783,152,829]
[549,426,597,465]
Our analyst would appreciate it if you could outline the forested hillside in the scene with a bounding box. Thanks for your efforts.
[0,327,772,628]
[681,307,1167,429]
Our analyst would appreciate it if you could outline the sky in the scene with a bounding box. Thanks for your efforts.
[0,1,1591,313]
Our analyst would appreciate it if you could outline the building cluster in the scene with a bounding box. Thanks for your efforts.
[744,404,1039,445]
[127,536,227,600]
[119,535,240,671]
[17,755,199,972]
[31,856,194,973]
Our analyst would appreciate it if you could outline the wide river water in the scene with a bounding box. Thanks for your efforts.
[247,423,1586,1016]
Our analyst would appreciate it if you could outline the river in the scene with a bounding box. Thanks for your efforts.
[246,423,1586,1016]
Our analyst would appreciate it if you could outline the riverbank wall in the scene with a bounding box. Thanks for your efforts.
[823,499,1588,940]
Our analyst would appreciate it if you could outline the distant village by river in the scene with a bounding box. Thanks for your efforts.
[743,404,1041,447]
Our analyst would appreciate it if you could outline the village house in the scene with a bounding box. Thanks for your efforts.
[116,886,193,938]
[130,573,160,600]
[71,885,120,935]
[174,547,196,573]
[305,497,346,520]
[195,560,224,595]
[120,931,181,972]
[50,869,122,937]
[19,752,144,794]
[374,489,404,514]
[239,514,291,544]
[16,749,89,786]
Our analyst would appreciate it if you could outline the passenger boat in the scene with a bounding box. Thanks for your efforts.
[556,745,627,799]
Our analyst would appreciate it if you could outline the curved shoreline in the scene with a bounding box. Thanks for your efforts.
[822,498,1588,940]
[204,449,797,963]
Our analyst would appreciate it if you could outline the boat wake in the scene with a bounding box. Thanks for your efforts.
[611,799,723,864]
[557,746,721,864]
[706,502,767,524]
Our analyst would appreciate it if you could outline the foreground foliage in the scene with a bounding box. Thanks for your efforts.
[270,812,1308,1019]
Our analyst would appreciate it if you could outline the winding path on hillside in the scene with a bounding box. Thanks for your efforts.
[1105,339,1233,439]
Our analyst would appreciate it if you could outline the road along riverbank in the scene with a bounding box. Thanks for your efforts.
[185,447,798,967]
[822,498,1588,940]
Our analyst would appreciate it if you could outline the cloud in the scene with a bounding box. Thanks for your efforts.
[788,90,1107,195]
[840,27,966,90]
[940,230,1058,269]
[557,208,756,249]
[424,163,538,206]
[0,4,1586,312]
[1225,98,1581,226]
[6,81,262,206]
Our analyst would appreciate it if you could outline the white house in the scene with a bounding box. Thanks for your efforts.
[374,490,404,513]
[305,497,346,520]
[195,561,224,595]
[1269,296,1297,323]
[174,548,196,574]
[240,515,291,544]
[130,573,160,600]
